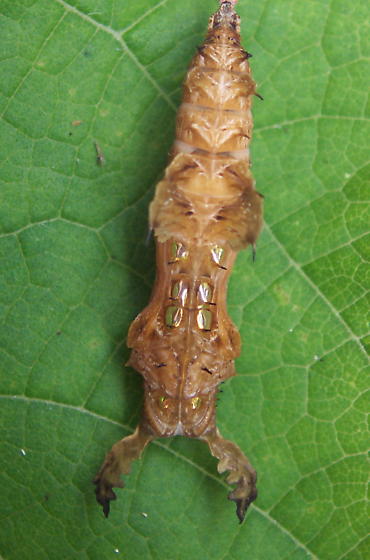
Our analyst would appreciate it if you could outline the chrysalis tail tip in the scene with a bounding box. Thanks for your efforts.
[229,486,258,523]
[93,473,117,518]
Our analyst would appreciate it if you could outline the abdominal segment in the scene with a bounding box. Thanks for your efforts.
[127,238,240,438]
[94,1,262,523]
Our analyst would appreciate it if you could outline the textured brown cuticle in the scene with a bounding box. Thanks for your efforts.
[94,0,263,523]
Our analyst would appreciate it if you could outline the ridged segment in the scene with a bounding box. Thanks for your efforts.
[130,2,263,436]
[95,2,261,523]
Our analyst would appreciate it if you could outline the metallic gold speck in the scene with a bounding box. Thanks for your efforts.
[198,281,213,303]
[170,241,188,261]
[171,280,188,306]
[211,246,225,266]
[158,396,170,409]
[197,309,212,330]
[165,306,183,327]
[191,397,202,409]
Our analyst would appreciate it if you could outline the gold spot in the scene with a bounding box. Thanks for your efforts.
[172,282,180,298]
[211,246,225,266]
[165,306,183,327]
[170,241,188,261]
[171,280,188,305]
[197,309,212,330]
[191,397,202,409]
[158,396,170,409]
[198,282,213,303]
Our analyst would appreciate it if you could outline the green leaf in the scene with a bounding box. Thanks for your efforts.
[0,0,368,558]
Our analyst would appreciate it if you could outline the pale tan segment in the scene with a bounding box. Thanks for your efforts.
[95,1,263,522]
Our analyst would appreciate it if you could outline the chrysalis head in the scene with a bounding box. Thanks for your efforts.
[209,1,240,33]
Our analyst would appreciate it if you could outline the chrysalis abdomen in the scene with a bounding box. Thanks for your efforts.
[95,1,263,523]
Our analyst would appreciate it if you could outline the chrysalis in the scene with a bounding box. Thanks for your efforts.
[94,0,263,523]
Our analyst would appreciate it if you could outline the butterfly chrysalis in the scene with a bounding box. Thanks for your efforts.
[94,0,263,523]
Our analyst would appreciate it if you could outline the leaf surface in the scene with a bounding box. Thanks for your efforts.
[0,1,368,558]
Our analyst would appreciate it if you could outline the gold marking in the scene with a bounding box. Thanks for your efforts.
[171,282,181,298]
[158,396,170,409]
[171,280,188,306]
[170,241,188,262]
[191,397,202,409]
[165,306,183,327]
[198,282,213,303]
[197,309,212,330]
[211,246,225,266]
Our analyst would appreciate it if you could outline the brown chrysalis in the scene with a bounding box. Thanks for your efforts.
[94,0,263,523]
